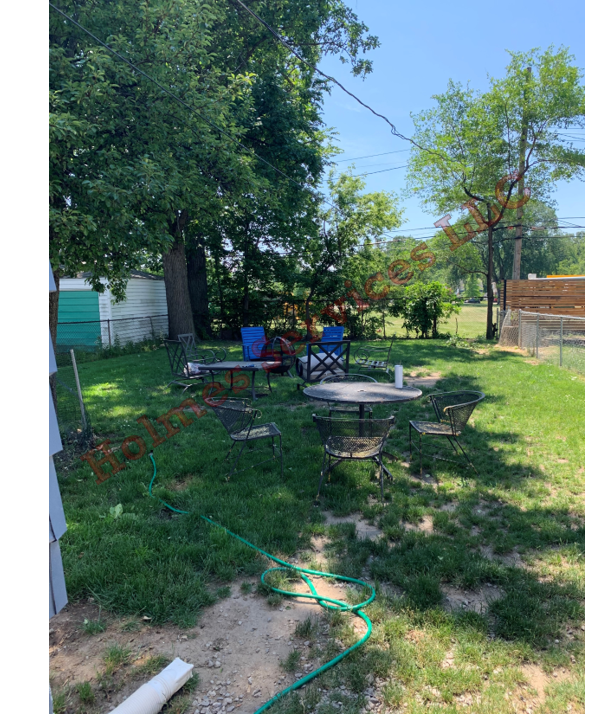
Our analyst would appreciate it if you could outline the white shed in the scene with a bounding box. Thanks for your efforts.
[58,270,168,348]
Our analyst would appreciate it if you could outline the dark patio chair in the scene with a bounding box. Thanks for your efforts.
[206,397,283,480]
[295,339,351,384]
[312,414,395,501]
[178,333,226,365]
[164,339,208,393]
[319,373,377,418]
[409,391,485,478]
[354,341,394,379]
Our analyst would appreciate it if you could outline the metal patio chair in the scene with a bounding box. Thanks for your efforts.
[178,333,226,365]
[206,397,283,480]
[354,341,394,379]
[319,373,377,418]
[164,339,208,393]
[409,391,485,478]
[312,414,395,501]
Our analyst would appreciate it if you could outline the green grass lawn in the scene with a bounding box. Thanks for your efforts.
[56,337,584,713]
[386,303,490,338]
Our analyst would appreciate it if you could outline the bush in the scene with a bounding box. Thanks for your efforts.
[400,282,462,338]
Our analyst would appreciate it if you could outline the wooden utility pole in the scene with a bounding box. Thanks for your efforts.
[513,67,532,280]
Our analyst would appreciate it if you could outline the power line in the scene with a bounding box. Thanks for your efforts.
[49,2,338,210]
[231,0,419,147]
[357,164,407,177]
[334,149,411,163]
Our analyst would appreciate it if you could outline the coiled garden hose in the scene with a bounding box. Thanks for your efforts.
[147,453,375,713]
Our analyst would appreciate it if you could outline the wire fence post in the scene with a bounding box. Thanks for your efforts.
[560,317,564,367]
[535,313,539,357]
[70,349,88,433]
[149,316,155,340]
[107,319,112,347]
[518,310,522,348]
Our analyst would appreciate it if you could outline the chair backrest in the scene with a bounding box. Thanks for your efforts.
[299,339,351,383]
[206,397,255,436]
[320,373,377,384]
[177,333,199,362]
[164,339,189,377]
[261,336,297,373]
[321,326,345,356]
[312,414,394,447]
[430,391,485,436]
[241,327,267,360]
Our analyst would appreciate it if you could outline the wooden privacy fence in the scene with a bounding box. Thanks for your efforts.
[501,278,584,317]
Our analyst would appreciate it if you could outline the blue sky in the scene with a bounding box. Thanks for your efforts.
[317,0,585,237]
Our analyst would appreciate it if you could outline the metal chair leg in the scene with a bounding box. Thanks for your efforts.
[316,449,329,499]
[454,438,479,476]
[446,436,460,455]
[266,370,272,393]
[279,434,284,480]
[378,457,384,502]
[419,433,423,476]
[224,441,237,462]
[227,440,248,480]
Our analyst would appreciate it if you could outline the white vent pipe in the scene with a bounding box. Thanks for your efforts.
[109,658,193,714]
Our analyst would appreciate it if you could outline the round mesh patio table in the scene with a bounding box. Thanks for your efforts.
[304,382,422,479]
[303,382,422,419]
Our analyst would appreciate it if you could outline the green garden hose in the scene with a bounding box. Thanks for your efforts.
[147,453,375,713]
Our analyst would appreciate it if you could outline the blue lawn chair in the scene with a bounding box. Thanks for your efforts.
[241,326,267,361]
[321,326,345,355]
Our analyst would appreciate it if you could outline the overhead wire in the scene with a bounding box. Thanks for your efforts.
[231,0,420,146]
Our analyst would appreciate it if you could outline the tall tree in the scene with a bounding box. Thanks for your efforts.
[406,46,584,338]
[296,171,402,334]
[49,0,256,340]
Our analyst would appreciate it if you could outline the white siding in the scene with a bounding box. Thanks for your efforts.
[59,277,90,291]
[98,281,113,346]
[109,278,168,345]
[50,263,68,621]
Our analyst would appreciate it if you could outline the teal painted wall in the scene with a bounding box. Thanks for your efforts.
[57,291,101,349]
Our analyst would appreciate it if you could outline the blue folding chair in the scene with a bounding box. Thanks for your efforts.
[321,326,345,356]
[241,327,267,361]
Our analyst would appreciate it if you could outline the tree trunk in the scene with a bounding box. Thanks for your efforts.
[486,216,495,340]
[242,280,250,328]
[163,230,195,340]
[186,238,213,338]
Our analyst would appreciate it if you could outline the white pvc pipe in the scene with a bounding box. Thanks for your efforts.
[110,658,194,714]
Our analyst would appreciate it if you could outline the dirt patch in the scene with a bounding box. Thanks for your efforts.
[321,510,383,541]
[50,578,365,714]
[167,475,196,491]
[405,371,442,389]
[518,663,572,707]
[479,544,525,568]
[404,515,434,534]
[441,583,504,614]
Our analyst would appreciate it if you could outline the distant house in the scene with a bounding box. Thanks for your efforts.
[58,270,168,350]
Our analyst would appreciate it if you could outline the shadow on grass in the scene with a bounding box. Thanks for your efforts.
[59,338,584,658]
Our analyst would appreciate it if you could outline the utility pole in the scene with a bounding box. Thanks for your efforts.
[513,66,531,280]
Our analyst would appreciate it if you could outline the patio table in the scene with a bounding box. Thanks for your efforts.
[198,360,277,401]
[303,382,422,479]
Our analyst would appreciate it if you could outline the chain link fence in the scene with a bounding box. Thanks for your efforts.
[499,309,585,374]
[56,314,168,366]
